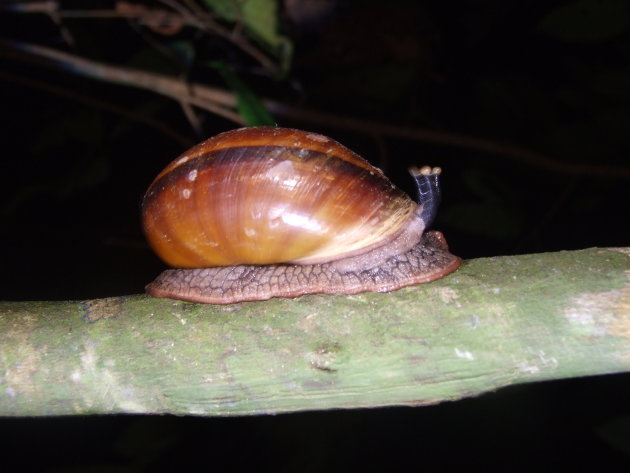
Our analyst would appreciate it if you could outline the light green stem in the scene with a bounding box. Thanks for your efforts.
[1,248,629,417]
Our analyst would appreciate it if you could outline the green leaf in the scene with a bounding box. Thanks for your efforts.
[211,61,275,126]
[202,0,289,51]
[202,0,240,22]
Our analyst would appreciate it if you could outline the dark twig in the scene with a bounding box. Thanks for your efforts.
[0,39,245,125]
[2,39,629,180]
[4,1,279,74]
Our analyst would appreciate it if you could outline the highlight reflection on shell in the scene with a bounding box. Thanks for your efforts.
[142,127,417,268]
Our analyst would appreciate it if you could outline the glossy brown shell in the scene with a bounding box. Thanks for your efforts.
[142,127,417,268]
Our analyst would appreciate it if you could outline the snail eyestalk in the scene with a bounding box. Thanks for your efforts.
[409,165,441,229]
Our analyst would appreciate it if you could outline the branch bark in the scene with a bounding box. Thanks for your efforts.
[1,247,629,417]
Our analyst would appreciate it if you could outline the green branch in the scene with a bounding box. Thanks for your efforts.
[1,247,629,417]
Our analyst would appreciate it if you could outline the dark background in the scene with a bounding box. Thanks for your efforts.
[1,0,629,471]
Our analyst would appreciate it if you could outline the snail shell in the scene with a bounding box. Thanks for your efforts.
[142,127,460,303]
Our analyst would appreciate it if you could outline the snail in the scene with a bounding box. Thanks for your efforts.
[142,127,460,304]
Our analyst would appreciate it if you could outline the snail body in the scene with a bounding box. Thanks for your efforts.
[142,127,460,304]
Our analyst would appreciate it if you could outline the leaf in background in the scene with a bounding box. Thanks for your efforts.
[539,0,630,43]
[202,0,240,22]
[211,61,275,126]
[202,0,291,54]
